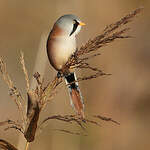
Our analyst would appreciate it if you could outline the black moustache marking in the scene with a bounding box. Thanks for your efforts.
[70,20,79,36]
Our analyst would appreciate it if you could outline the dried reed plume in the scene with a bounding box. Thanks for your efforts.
[63,7,143,81]
[0,7,143,150]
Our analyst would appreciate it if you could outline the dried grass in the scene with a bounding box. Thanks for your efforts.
[0,139,18,150]
[0,58,26,127]
[63,7,143,81]
[0,7,143,150]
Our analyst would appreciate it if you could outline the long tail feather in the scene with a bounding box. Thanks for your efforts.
[65,73,85,118]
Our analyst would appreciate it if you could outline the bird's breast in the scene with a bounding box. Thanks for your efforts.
[47,36,76,71]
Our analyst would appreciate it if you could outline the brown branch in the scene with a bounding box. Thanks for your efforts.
[0,120,23,131]
[94,115,120,125]
[40,115,86,130]
[53,129,87,136]
[85,119,101,127]
[4,126,24,134]
[78,53,101,63]
[67,63,111,85]
[40,114,103,132]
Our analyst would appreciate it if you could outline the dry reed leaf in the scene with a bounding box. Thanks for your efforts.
[24,91,40,142]
[0,139,18,150]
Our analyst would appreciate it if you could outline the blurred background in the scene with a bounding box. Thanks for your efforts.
[0,0,150,150]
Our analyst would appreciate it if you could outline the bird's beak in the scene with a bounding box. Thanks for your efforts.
[79,21,86,26]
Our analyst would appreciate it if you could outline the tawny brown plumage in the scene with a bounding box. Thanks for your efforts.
[47,25,66,71]
[47,14,85,118]
[71,89,85,118]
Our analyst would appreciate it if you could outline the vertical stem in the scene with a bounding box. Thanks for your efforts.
[25,142,29,150]
[17,32,48,150]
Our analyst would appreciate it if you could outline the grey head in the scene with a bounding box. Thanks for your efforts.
[55,14,85,36]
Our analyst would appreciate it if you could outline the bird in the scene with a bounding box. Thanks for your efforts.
[46,14,85,119]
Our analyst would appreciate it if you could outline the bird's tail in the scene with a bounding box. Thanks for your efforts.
[65,72,85,119]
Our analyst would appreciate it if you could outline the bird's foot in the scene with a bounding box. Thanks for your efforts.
[57,71,63,78]
[76,113,86,123]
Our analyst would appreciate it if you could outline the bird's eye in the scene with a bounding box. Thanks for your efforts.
[73,20,76,24]
[73,19,79,25]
